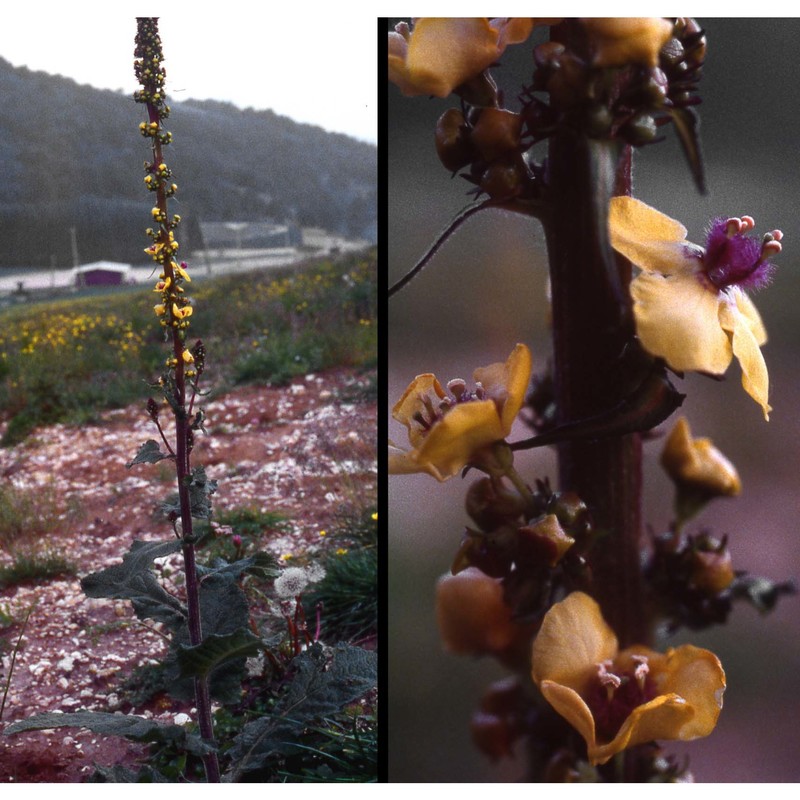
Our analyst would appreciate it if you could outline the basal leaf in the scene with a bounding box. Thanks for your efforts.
[2,710,213,756]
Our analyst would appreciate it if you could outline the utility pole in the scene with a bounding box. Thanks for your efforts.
[70,226,80,267]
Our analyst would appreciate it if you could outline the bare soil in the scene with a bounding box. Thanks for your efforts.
[0,367,376,782]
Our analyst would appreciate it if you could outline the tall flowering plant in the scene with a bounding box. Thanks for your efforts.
[2,18,377,783]
[388,18,793,781]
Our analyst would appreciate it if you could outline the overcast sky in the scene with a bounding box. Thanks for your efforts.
[0,3,377,144]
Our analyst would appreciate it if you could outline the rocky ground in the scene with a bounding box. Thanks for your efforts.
[0,367,377,781]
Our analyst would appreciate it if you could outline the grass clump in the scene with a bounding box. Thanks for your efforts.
[304,507,377,644]
[0,551,76,590]
[0,483,79,589]
[274,711,378,782]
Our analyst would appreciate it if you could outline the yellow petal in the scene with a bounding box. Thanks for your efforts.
[392,373,447,447]
[718,296,771,419]
[661,417,741,496]
[473,342,532,435]
[589,693,694,765]
[646,644,726,739]
[491,18,536,47]
[631,271,732,374]
[532,592,617,695]
[388,441,445,481]
[415,400,506,480]
[609,196,695,276]
[582,18,674,68]
[538,681,599,755]
[389,18,501,97]
[733,288,767,346]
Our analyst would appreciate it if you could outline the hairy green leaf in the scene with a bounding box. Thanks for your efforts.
[2,711,213,756]
[127,439,173,468]
[162,556,252,704]
[81,539,186,632]
[177,629,263,680]
[162,465,218,521]
[197,551,281,582]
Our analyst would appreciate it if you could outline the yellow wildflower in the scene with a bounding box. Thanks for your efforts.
[388,18,539,98]
[532,592,725,766]
[174,262,191,282]
[172,303,193,320]
[389,343,532,481]
[609,196,781,419]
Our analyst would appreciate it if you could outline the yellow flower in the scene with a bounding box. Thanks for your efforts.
[172,303,193,320]
[174,262,191,282]
[661,417,741,498]
[609,196,781,419]
[531,592,725,766]
[581,18,674,67]
[389,343,532,481]
[388,18,538,98]
[181,348,194,364]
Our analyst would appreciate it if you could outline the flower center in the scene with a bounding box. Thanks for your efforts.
[701,215,782,291]
[412,378,487,432]
[584,655,657,742]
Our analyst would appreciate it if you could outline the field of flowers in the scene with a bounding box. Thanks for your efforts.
[0,250,376,444]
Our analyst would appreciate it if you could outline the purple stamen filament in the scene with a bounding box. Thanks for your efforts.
[701,216,779,292]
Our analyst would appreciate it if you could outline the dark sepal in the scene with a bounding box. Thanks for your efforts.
[666,105,706,194]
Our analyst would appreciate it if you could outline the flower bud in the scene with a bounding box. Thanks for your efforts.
[547,490,590,530]
[436,568,533,664]
[465,477,526,531]
[470,711,516,761]
[435,108,474,173]
[690,540,735,594]
[621,112,658,145]
[471,677,527,761]
[518,514,575,567]
[479,161,523,200]
[471,108,523,162]
[661,417,741,498]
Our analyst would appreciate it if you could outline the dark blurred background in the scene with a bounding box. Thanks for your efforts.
[388,18,800,782]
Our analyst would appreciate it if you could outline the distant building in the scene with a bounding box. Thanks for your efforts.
[72,261,134,287]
